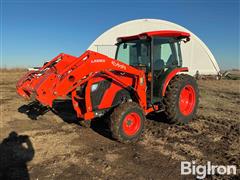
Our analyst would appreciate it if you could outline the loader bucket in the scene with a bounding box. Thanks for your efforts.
[16,53,78,106]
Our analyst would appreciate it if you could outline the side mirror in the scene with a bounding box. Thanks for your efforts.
[183,37,190,43]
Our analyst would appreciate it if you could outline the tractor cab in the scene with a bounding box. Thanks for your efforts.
[115,30,190,104]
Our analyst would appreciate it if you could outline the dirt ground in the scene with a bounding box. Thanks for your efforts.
[0,70,239,180]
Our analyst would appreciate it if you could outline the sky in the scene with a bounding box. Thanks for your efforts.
[1,0,239,69]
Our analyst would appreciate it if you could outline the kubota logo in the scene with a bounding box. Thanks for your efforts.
[111,61,126,70]
[91,59,105,63]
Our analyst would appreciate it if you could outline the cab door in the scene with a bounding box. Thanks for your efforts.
[151,37,182,104]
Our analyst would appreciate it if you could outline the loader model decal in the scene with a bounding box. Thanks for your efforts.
[111,61,126,70]
[91,59,106,63]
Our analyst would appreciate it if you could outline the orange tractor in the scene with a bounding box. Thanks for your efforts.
[17,30,199,143]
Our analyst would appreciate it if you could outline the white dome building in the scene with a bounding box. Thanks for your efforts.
[88,19,220,76]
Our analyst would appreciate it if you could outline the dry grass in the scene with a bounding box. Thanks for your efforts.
[0,68,28,72]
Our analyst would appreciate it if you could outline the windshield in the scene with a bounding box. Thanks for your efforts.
[115,39,151,70]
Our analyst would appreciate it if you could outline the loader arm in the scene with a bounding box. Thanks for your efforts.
[17,51,147,116]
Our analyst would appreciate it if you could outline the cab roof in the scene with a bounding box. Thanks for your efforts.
[117,30,190,42]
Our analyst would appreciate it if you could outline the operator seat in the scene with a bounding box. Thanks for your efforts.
[153,59,164,71]
[166,54,178,67]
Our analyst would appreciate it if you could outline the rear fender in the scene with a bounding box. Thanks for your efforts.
[161,67,188,96]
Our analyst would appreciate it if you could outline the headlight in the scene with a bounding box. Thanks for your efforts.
[91,83,98,92]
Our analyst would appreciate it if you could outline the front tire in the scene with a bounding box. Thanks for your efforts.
[110,102,145,143]
[163,74,199,124]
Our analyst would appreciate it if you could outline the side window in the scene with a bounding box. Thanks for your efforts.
[161,43,172,64]
[153,37,180,70]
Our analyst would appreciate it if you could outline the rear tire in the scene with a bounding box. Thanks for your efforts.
[163,74,199,124]
[110,102,145,143]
